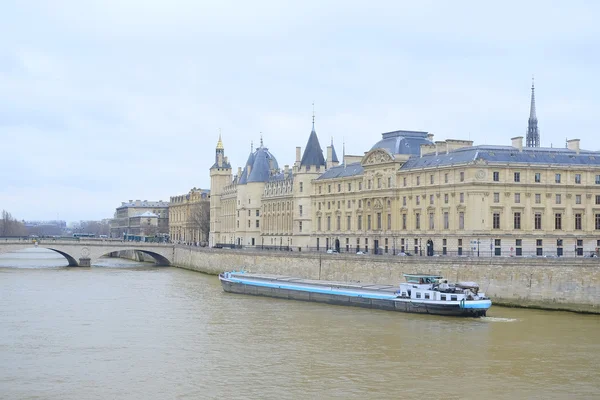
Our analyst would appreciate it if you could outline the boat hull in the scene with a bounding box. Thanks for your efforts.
[220,277,489,317]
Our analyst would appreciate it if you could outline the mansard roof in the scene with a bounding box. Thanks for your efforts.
[400,145,600,170]
[316,162,363,180]
[370,130,432,156]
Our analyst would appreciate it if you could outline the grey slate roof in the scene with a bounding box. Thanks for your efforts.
[400,145,600,170]
[316,162,364,180]
[238,146,279,184]
[331,142,339,163]
[371,130,432,156]
[210,160,231,169]
[300,126,326,167]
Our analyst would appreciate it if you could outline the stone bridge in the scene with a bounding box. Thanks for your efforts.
[0,240,175,266]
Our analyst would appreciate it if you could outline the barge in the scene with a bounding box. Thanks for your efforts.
[219,271,492,317]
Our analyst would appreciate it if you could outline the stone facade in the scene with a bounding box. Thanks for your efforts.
[169,188,210,245]
[209,95,600,257]
[110,199,169,239]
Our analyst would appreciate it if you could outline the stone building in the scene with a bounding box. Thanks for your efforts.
[110,200,169,239]
[169,188,210,245]
[210,86,600,256]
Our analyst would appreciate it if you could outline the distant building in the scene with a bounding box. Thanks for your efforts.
[169,188,210,244]
[110,200,169,239]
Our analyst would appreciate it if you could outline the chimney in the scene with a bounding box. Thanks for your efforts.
[511,136,523,152]
[567,139,580,155]
[224,156,228,164]
[284,164,289,178]
[434,141,447,155]
[296,147,301,163]
[427,133,434,142]
[326,145,333,169]
[237,166,242,177]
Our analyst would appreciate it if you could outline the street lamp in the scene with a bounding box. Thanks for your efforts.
[419,238,422,256]
[477,238,480,257]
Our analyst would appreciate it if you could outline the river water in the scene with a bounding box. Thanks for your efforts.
[0,248,599,400]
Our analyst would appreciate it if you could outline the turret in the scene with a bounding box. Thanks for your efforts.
[210,133,232,247]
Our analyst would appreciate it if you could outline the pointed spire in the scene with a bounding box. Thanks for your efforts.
[260,133,263,148]
[300,110,325,167]
[330,136,339,163]
[526,77,540,147]
[251,140,253,153]
[529,76,537,121]
[216,130,224,150]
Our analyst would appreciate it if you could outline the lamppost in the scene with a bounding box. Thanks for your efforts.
[419,238,422,256]
[477,238,480,257]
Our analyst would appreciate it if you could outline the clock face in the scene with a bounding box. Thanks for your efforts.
[81,247,90,258]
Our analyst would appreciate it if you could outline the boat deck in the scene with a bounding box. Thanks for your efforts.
[230,273,399,294]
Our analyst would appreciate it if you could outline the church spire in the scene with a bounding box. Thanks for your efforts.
[526,77,540,147]
[216,130,224,150]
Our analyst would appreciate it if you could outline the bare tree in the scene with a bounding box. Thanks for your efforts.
[189,201,210,244]
[0,210,27,236]
[77,220,111,237]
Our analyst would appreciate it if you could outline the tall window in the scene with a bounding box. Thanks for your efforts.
[347,200,351,209]
[514,212,521,230]
[328,185,331,193]
[388,177,392,187]
[377,178,381,189]
[416,196,420,205]
[336,216,341,231]
[318,217,322,231]
[596,175,600,184]
[575,174,581,184]
[460,193,464,203]
[299,205,303,216]
[300,182,303,192]
[444,173,448,183]
[368,180,372,189]
[515,193,520,203]
[458,212,464,230]
[596,214,600,230]
[444,212,449,229]
[430,175,434,184]
[429,213,435,230]
[444,194,449,204]
[575,214,582,230]
[534,213,542,230]
[596,195,600,205]
[555,213,562,230]
[535,172,541,183]
[347,215,351,230]
[494,192,500,203]
[367,215,372,230]
[359,181,362,190]
[402,196,407,206]
[460,171,465,182]
[576,195,582,204]
[403,177,406,186]
[535,194,541,204]
[348,183,352,191]
[416,176,420,186]
[357,215,362,230]
[402,214,407,230]
[299,221,303,232]
[429,195,434,205]
[415,213,420,230]
[493,213,500,229]
[493,171,499,182]
[377,213,382,230]
[556,194,561,204]
[338,184,341,192]
[555,173,561,183]
[387,214,391,230]
[514,172,521,182]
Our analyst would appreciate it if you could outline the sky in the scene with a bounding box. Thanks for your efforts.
[1,0,599,223]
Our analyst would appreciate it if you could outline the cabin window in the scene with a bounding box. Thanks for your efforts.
[451,295,458,301]
[402,292,407,297]
[424,293,430,299]
[441,295,446,301]
[416,292,421,299]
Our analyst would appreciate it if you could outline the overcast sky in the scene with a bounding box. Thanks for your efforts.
[1,0,599,223]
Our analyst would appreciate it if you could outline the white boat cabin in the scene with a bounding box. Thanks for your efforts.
[397,274,485,302]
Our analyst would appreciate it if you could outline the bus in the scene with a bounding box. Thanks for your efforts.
[73,233,96,238]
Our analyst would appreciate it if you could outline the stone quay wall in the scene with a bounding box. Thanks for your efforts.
[172,246,600,313]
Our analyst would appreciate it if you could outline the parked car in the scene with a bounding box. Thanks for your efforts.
[326,249,339,254]
[356,251,366,255]
[397,252,412,256]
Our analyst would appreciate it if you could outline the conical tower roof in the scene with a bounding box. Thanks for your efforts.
[300,120,325,167]
[330,138,339,163]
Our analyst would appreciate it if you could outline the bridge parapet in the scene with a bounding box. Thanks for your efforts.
[0,241,175,267]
